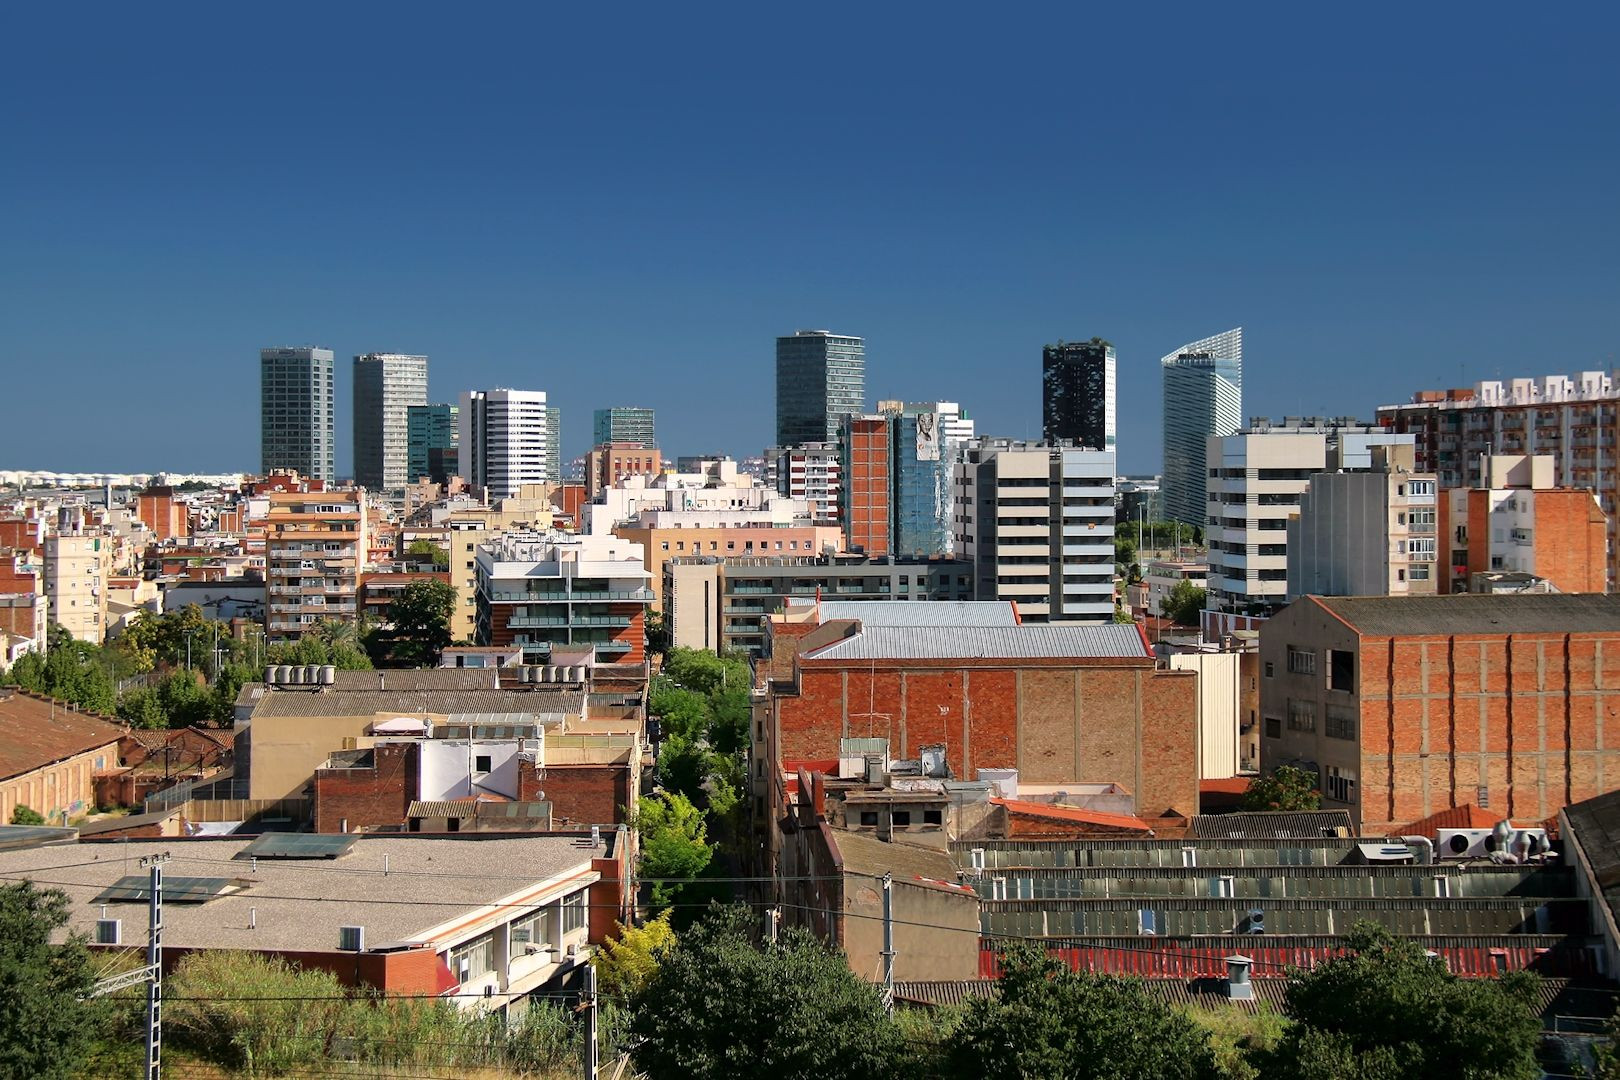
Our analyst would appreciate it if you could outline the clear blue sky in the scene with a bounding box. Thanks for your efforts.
[2,3,1616,477]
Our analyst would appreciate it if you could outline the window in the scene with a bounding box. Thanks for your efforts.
[1287,698,1316,732]
[1409,480,1436,496]
[1325,766,1355,803]
[474,755,492,773]
[860,811,879,827]
[1137,908,1158,936]
[562,889,587,935]
[1264,662,1274,679]
[1286,646,1316,675]
[1328,650,1354,693]
[1325,704,1357,740]
[892,811,912,827]
[923,809,943,826]
[511,909,548,950]
[448,932,496,983]
[1211,875,1236,898]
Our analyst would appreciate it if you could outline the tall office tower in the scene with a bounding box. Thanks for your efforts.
[1161,328,1243,525]
[260,346,335,482]
[544,407,562,486]
[407,403,460,484]
[880,400,975,556]
[353,353,429,491]
[776,330,866,446]
[840,415,893,555]
[459,389,550,498]
[954,441,1116,622]
[1041,338,1116,450]
[593,407,656,448]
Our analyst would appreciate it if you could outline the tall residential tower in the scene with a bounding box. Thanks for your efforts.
[260,346,335,482]
[1161,329,1243,525]
[1041,338,1116,451]
[459,389,550,498]
[776,330,866,447]
[353,353,429,491]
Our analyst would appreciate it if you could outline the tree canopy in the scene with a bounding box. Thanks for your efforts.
[1259,923,1542,1080]
[631,791,714,910]
[944,941,1219,1079]
[375,579,457,667]
[0,882,103,1079]
[1161,579,1208,626]
[593,913,676,1001]
[627,904,905,1080]
[1240,765,1323,812]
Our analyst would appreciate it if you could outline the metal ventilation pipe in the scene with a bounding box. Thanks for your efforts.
[1401,836,1435,866]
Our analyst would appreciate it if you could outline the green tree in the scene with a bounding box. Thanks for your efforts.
[1240,765,1323,812]
[114,687,168,729]
[944,941,1218,1080]
[707,685,752,756]
[661,647,748,698]
[644,608,671,658]
[627,904,905,1080]
[118,604,224,674]
[1586,1009,1620,1080]
[379,579,457,667]
[631,791,714,910]
[649,682,711,742]
[1160,579,1209,626]
[10,805,46,825]
[1260,923,1542,1080]
[0,882,103,1078]
[266,621,373,670]
[405,538,449,569]
[593,912,676,1000]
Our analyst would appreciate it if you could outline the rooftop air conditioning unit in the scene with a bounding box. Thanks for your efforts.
[96,919,122,945]
[339,925,365,952]
[1437,828,1497,859]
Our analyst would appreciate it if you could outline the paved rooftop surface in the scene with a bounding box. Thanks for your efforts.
[1313,593,1620,637]
[805,624,1151,661]
[809,600,1021,627]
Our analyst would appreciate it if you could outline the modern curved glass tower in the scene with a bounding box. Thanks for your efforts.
[1161,328,1243,526]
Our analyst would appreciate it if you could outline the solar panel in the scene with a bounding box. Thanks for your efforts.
[238,833,360,860]
[94,875,238,904]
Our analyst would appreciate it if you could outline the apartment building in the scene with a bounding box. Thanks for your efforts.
[0,548,47,656]
[44,529,113,643]
[263,490,368,642]
[460,389,551,497]
[585,443,662,499]
[773,442,842,526]
[1444,454,1607,594]
[1378,371,1620,585]
[353,353,429,492]
[475,532,651,664]
[954,441,1116,622]
[260,346,336,482]
[1205,420,1413,626]
[664,553,974,654]
[1287,443,1439,601]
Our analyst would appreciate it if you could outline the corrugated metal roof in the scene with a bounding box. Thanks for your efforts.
[1312,593,1620,637]
[812,600,1021,627]
[1190,811,1353,839]
[805,624,1150,662]
[252,690,585,719]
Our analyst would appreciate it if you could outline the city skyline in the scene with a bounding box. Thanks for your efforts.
[3,7,1616,476]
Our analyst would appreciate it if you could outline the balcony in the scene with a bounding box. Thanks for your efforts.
[508,615,568,628]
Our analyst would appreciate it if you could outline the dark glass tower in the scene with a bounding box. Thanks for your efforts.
[1041,338,1116,450]
[776,330,866,447]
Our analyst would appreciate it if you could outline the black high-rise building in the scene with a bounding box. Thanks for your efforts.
[1041,338,1116,450]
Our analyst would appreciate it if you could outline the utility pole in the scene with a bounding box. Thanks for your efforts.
[880,872,895,1011]
[583,962,599,1080]
[141,852,170,1080]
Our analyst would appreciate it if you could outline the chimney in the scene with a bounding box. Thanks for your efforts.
[1224,955,1254,1000]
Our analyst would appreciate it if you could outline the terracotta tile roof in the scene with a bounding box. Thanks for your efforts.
[991,798,1151,832]
[1398,804,1508,836]
[0,690,124,781]
[1199,778,1253,796]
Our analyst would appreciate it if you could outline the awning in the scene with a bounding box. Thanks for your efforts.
[1357,842,1416,863]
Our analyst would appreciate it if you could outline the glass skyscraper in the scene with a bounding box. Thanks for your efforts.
[776,330,866,447]
[407,403,459,484]
[260,346,335,482]
[353,353,429,491]
[1161,328,1243,525]
[1041,338,1116,451]
[593,407,655,448]
[884,400,975,556]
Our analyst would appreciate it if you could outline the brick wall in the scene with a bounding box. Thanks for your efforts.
[1533,492,1608,594]
[542,764,631,827]
[313,744,418,833]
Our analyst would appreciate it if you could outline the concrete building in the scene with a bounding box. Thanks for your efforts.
[263,490,368,642]
[1259,593,1620,832]
[1117,476,1163,531]
[1139,559,1208,620]
[0,831,630,1011]
[1161,329,1243,525]
[1041,338,1116,451]
[1206,420,1415,624]
[1165,649,1260,778]
[1445,454,1607,594]
[1378,370,1620,586]
[353,353,429,492]
[592,407,655,448]
[0,549,46,659]
[135,485,189,541]
[585,443,662,499]
[840,415,893,556]
[954,440,1116,622]
[44,530,112,643]
[881,400,975,557]
[475,532,651,664]
[615,524,844,612]
[0,688,124,825]
[756,604,1199,842]
[776,330,866,447]
[407,403,459,485]
[664,554,975,654]
[1287,443,1440,601]
[260,346,336,482]
[772,442,842,526]
[459,389,551,498]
